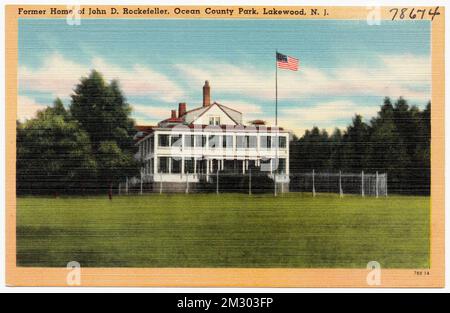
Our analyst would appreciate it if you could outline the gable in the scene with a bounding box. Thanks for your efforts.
[190,103,241,126]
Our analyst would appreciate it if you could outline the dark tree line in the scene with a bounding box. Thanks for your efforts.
[290,97,431,195]
[17,70,140,195]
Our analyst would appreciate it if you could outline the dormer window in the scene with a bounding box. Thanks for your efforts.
[209,116,221,126]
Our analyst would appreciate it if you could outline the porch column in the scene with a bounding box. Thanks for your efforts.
[181,157,185,177]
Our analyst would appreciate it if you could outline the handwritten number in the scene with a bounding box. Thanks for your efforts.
[429,6,441,21]
[400,8,407,19]
[390,7,440,21]
[389,8,398,20]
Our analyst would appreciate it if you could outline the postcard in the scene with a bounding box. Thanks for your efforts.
[5,5,445,287]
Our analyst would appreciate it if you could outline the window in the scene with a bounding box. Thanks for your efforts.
[158,157,170,173]
[209,135,221,149]
[209,116,221,126]
[223,135,234,149]
[171,158,182,174]
[184,158,195,174]
[171,134,183,147]
[195,135,207,148]
[184,135,195,148]
[236,136,246,149]
[278,136,287,149]
[196,159,207,175]
[237,136,256,149]
[247,136,257,149]
[158,134,170,147]
[148,137,154,153]
[260,136,272,149]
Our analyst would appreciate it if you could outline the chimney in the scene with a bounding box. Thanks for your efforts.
[178,102,187,117]
[171,110,177,119]
[203,80,211,107]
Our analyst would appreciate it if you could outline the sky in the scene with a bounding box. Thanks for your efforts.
[18,19,431,135]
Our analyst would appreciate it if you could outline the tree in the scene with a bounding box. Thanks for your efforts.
[367,98,409,192]
[17,101,96,195]
[96,141,137,195]
[329,128,343,170]
[70,70,139,190]
[342,115,370,171]
[289,97,431,195]
[290,127,332,173]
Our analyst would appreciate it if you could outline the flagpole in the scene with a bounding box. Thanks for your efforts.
[275,50,278,126]
[274,50,278,196]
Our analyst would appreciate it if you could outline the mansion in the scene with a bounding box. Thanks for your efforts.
[134,81,291,192]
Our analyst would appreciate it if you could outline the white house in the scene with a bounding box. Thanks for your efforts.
[135,81,290,192]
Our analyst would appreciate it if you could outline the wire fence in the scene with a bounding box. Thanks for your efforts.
[120,170,388,197]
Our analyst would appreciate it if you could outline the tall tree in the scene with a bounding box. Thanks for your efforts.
[367,98,409,191]
[342,115,370,171]
[70,70,139,190]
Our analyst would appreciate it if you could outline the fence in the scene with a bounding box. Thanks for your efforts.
[292,171,387,197]
[119,170,388,197]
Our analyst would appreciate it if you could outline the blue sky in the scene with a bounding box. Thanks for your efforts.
[18,19,431,135]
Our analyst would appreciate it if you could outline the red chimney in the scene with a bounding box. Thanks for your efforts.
[203,80,211,107]
[179,102,187,117]
[171,110,177,119]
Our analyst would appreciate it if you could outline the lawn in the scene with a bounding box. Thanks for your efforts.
[17,193,430,268]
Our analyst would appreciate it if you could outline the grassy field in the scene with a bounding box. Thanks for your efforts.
[17,193,430,268]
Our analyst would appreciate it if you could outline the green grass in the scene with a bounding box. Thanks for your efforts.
[17,193,430,268]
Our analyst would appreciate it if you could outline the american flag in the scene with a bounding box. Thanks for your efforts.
[276,52,299,71]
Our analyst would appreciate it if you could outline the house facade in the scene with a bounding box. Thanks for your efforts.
[135,81,291,192]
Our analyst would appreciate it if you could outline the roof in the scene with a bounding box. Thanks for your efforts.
[249,120,267,126]
[187,102,242,126]
[135,125,155,132]
[134,125,156,142]
[155,124,285,131]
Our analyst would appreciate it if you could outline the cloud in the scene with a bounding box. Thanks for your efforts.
[132,103,173,125]
[19,54,185,103]
[281,100,380,135]
[17,95,48,121]
[176,54,431,103]
[91,58,185,103]
[219,100,265,122]
[19,54,86,99]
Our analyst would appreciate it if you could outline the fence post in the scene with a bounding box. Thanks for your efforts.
[126,177,129,195]
[249,169,252,196]
[376,171,379,198]
[361,171,365,197]
[312,169,316,197]
[216,169,219,195]
[159,173,163,194]
[118,183,121,196]
[339,171,343,198]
